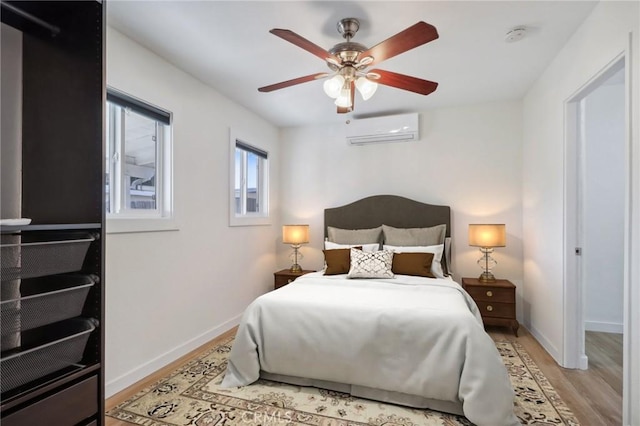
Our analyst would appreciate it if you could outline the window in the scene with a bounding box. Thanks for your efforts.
[106,89,174,231]
[229,134,269,226]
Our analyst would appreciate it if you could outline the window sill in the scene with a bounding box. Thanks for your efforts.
[106,217,179,234]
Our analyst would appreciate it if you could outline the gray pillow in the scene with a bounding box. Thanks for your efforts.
[327,226,382,245]
[382,224,446,246]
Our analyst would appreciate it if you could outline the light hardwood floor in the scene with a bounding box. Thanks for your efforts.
[105,326,623,426]
[488,327,622,426]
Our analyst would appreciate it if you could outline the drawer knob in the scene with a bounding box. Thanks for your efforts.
[486,305,493,312]
[486,291,493,297]
[287,279,292,283]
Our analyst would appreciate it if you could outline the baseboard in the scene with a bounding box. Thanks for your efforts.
[585,320,623,334]
[526,323,561,364]
[105,314,242,397]
[579,354,589,370]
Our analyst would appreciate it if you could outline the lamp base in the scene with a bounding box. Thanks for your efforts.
[478,271,497,283]
[289,245,302,273]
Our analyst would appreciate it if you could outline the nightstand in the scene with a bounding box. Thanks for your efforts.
[274,269,314,290]
[461,277,519,336]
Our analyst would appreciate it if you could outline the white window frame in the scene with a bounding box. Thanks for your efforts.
[229,129,270,226]
[106,88,176,234]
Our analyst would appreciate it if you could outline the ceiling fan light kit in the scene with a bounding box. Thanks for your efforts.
[259,17,439,113]
[323,74,345,98]
[335,87,353,108]
[355,76,378,100]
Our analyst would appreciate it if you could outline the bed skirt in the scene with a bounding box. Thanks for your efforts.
[260,371,465,416]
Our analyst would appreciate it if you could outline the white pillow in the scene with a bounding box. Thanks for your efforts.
[347,248,394,279]
[324,241,379,253]
[383,244,445,279]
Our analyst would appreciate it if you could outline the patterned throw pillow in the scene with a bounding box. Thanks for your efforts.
[347,248,394,279]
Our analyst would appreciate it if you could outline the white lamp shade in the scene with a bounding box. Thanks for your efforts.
[355,77,378,100]
[334,87,352,107]
[323,75,344,99]
[468,224,506,247]
[282,224,309,244]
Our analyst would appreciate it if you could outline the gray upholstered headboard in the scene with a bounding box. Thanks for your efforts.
[324,195,452,274]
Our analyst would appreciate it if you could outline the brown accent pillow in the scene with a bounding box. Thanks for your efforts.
[323,246,362,275]
[391,252,435,278]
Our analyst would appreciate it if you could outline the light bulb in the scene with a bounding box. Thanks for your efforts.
[323,74,344,99]
[355,77,378,101]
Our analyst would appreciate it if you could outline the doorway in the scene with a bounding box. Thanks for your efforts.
[564,54,626,415]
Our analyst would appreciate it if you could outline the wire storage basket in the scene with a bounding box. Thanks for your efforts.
[1,274,96,336]
[0,232,96,281]
[0,318,96,393]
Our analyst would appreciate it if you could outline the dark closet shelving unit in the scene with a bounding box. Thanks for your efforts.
[1,1,105,425]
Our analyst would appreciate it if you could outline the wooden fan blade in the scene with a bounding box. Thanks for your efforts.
[369,69,438,95]
[258,72,328,92]
[337,80,355,114]
[270,29,339,63]
[360,22,438,67]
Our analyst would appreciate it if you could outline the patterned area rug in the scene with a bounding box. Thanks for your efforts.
[107,337,580,425]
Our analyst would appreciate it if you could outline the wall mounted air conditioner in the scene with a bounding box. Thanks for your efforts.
[345,113,419,145]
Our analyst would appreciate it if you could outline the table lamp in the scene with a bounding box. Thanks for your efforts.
[468,224,506,283]
[282,224,309,272]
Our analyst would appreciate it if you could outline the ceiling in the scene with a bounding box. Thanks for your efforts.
[107,1,598,128]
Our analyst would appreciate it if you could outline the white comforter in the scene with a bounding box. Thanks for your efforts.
[222,272,518,426]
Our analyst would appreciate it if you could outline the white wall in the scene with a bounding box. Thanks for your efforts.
[584,80,625,334]
[105,28,280,396]
[279,101,524,315]
[522,1,639,423]
[522,0,633,358]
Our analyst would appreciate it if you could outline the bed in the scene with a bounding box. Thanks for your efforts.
[222,195,518,426]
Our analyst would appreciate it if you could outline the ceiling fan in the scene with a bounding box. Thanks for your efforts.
[258,18,439,114]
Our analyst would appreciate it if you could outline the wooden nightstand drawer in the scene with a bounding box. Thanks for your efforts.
[475,301,516,319]
[461,277,519,336]
[275,275,295,289]
[465,286,513,303]
[273,269,313,290]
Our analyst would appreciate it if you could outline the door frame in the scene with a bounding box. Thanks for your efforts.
[563,48,631,419]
